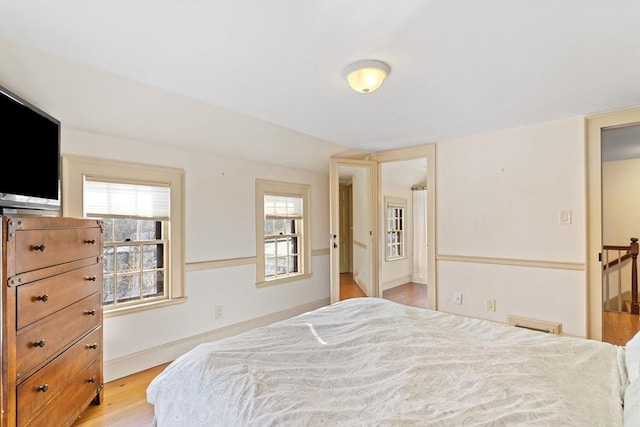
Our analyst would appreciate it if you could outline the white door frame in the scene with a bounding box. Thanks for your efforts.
[586,107,640,340]
[370,144,437,310]
[330,158,378,304]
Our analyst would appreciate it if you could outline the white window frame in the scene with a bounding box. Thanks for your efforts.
[256,179,311,287]
[385,196,406,261]
[62,154,185,316]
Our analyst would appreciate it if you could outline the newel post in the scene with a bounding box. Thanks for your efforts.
[631,237,639,315]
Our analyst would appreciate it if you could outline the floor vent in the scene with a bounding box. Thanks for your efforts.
[507,315,562,335]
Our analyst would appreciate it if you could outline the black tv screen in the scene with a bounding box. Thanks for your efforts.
[0,85,61,211]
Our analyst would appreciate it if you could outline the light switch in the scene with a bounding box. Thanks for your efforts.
[560,210,572,225]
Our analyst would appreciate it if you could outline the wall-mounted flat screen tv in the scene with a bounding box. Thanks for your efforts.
[0,85,61,212]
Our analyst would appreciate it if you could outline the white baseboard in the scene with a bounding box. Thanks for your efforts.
[104,298,330,382]
[382,275,412,291]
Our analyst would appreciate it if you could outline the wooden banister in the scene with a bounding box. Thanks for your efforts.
[603,237,639,314]
[631,238,639,314]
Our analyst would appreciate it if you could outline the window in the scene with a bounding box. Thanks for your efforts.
[62,155,185,315]
[256,180,311,286]
[385,197,406,261]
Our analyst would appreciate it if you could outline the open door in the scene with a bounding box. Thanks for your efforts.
[586,107,640,340]
[330,158,378,304]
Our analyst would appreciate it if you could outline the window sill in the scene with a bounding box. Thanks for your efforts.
[256,272,312,288]
[103,297,188,318]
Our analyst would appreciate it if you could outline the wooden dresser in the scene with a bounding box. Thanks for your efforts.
[0,215,104,427]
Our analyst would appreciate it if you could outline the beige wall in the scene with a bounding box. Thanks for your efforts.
[436,116,587,336]
[602,158,640,297]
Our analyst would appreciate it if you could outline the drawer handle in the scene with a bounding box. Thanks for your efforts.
[87,343,98,350]
[36,384,49,393]
[85,309,97,316]
[33,339,46,348]
[88,376,97,383]
[36,294,49,302]
[33,244,47,252]
[85,239,97,245]
[86,276,97,282]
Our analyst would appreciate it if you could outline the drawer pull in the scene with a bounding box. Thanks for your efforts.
[85,239,97,245]
[86,276,98,282]
[36,294,49,302]
[33,244,47,252]
[88,376,97,383]
[87,343,98,350]
[36,384,49,393]
[85,309,97,316]
[33,339,46,348]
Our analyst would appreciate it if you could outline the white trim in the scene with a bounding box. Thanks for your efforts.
[62,154,186,311]
[437,254,584,271]
[255,179,311,286]
[585,106,640,340]
[103,298,330,382]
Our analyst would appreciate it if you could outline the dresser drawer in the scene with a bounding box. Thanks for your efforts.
[12,227,101,274]
[16,293,102,379]
[18,356,102,427]
[16,263,102,329]
[17,326,101,426]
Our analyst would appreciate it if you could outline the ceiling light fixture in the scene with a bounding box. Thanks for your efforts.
[343,59,391,94]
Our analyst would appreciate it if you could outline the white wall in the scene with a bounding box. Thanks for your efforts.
[436,117,587,336]
[62,127,332,380]
[602,158,640,297]
[603,158,640,245]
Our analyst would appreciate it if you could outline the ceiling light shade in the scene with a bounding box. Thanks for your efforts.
[343,60,390,94]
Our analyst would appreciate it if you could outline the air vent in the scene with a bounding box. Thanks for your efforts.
[507,315,562,335]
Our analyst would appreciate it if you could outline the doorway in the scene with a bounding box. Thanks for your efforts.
[329,145,437,309]
[329,159,377,304]
[586,107,640,341]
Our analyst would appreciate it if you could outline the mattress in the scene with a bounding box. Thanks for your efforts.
[147,297,627,426]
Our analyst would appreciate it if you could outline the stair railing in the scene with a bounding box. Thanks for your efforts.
[603,237,639,314]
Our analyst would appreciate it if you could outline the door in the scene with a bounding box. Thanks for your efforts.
[330,158,377,304]
[586,107,640,340]
[339,184,352,273]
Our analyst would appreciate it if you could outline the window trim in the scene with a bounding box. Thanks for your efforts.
[384,196,407,261]
[61,154,186,315]
[255,179,311,287]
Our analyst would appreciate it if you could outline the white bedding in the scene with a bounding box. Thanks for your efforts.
[147,298,626,426]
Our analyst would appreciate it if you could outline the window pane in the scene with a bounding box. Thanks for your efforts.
[276,239,288,256]
[103,247,115,274]
[272,220,285,235]
[277,257,287,274]
[265,258,276,277]
[114,218,138,241]
[140,220,159,240]
[142,244,163,269]
[103,276,114,305]
[102,218,114,243]
[289,255,298,273]
[265,240,276,256]
[289,237,298,255]
[117,246,140,273]
[116,274,140,303]
[143,271,164,298]
[265,219,274,235]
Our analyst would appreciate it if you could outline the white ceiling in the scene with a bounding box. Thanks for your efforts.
[1,1,639,170]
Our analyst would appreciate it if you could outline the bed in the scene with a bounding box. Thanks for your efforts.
[147,297,640,426]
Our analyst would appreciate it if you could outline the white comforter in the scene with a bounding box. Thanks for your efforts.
[147,298,625,426]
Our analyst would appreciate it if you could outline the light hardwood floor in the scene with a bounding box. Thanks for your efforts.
[73,277,638,426]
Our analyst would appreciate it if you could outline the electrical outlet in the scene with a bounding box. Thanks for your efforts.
[215,305,224,320]
[486,299,496,312]
[453,292,463,305]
